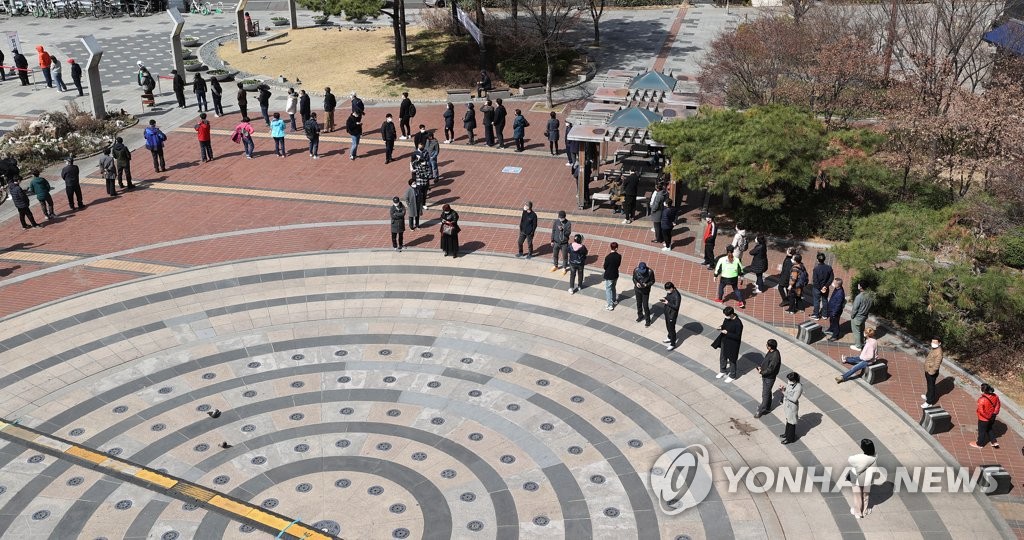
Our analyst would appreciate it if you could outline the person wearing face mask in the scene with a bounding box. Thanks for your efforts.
[481,100,495,146]
[404,179,421,230]
[516,201,538,258]
[381,113,398,164]
[424,132,440,181]
[493,98,508,148]
[550,210,572,272]
[714,306,743,383]
[413,124,429,148]
[390,196,406,251]
[921,337,943,408]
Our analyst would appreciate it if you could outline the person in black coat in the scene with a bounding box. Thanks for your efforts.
[493,98,507,148]
[517,201,537,258]
[564,122,579,165]
[13,49,30,86]
[257,84,272,125]
[481,100,495,146]
[439,204,460,257]
[299,89,311,124]
[747,235,769,293]
[236,82,249,121]
[398,92,414,138]
[603,242,622,310]
[755,339,782,418]
[632,262,655,327]
[661,204,677,251]
[660,282,682,350]
[476,70,492,97]
[463,103,477,145]
[0,49,4,81]
[346,112,363,159]
[8,179,39,228]
[381,113,397,163]
[323,87,337,132]
[390,197,406,251]
[545,112,560,155]
[171,70,186,108]
[442,102,455,143]
[210,77,224,116]
[715,306,743,382]
[61,156,84,210]
[69,59,84,96]
[621,170,639,224]
[192,74,208,112]
[777,248,795,305]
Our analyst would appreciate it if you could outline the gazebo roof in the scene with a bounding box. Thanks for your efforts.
[629,71,678,92]
[608,107,663,129]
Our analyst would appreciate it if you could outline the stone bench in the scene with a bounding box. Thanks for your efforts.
[979,465,1012,495]
[796,320,823,344]
[486,87,511,100]
[919,405,952,434]
[863,361,888,384]
[446,88,473,103]
[520,83,545,97]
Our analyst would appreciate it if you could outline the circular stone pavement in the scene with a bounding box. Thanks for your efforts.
[0,251,1007,539]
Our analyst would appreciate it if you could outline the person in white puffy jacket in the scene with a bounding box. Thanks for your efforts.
[848,438,879,518]
[731,223,748,263]
[285,88,298,131]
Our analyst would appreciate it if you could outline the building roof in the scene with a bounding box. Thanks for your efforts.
[983,19,1024,56]
[608,107,663,129]
[629,71,678,92]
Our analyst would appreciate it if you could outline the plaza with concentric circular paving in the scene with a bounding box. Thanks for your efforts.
[0,251,1011,538]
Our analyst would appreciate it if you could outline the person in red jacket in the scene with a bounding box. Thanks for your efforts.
[36,45,53,88]
[702,214,718,268]
[969,383,1001,449]
[194,113,213,162]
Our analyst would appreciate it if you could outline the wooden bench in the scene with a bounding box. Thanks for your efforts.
[520,83,545,97]
[486,87,511,100]
[446,88,472,103]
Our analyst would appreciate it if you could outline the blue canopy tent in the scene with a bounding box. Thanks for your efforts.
[983,19,1024,56]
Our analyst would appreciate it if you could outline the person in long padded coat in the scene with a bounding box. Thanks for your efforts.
[404,178,421,230]
[171,69,186,108]
[390,197,406,251]
[463,103,477,145]
[442,102,455,143]
[746,235,769,293]
[780,372,803,444]
[512,109,528,152]
[439,204,460,257]
[545,111,560,155]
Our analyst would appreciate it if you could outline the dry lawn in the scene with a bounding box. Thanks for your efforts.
[219,26,448,100]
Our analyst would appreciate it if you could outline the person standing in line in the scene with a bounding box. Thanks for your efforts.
[621,170,639,224]
[99,147,117,197]
[61,156,84,211]
[742,235,766,294]
[323,87,337,132]
[236,82,249,121]
[731,223,748,263]
[270,112,287,157]
[463,103,477,145]
[714,306,743,383]
[603,242,621,311]
[516,201,537,258]
[285,88,298,131]
[650,185,666,244]
[512,109,528,152]
[632,262,655,327]
[0,49,5,82]
[442,102,455,143]
[12,49,30,86]
[780,372,803,444]
[755,339,781,418]
[69,58,84,96]
[413,124,429,148]
[381,113,397,163]
[8,179,39,228]
[411,145,431,208]
[969,384,1001,449]
[36,45,53,88]
[567,234,589,294]
[50,56,67,92]
[660,282,681,350]
[564,121,578,166]
[493,98,507,148]
[777,247,795,305]
[350,91,365,117]
[849,281,874,351]
[826,278,846,341]
[298,89,311,125]
[234,118,256,159]
[346,111,363,160]
[835,327,878,383]
[713,245,746,308]
[702,214,718,268]
[304,112,321,159]
[110,137,134,190]
[193,73,208,113]
[848,439,878,518]
[143,119,167,172]
[810,253,834,320]
[480,99,495,146]
[257,84,272,125]
[398,92,414,139]
[550,210,572,273]
[784,254,808,314]
[439,204,460,257]
[921,337,943,408]
[661,203,676,251]
[172,69,186,108]
[28,170,55,220]
[390,196,406,251]
[545,111,560,155]
[424,132,440,181]
[195,113,213,162]
[210,77,225,117]
[404,179,421,230]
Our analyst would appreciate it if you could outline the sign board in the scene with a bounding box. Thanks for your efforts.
[501,166,522,174]
[3,31,21,55]
[456,7,483,46]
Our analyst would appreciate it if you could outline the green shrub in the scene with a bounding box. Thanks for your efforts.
[1001,227,1024,268]
[497,48,576,87]
[831,128,887,154]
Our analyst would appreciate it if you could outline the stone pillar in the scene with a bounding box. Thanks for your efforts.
[81,35,105,120]
[288,0,297,29]
[236,0,249,54]
[168,8,185,77]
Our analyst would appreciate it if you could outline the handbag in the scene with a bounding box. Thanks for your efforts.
[441,222,455,235]
[231,129,241,144]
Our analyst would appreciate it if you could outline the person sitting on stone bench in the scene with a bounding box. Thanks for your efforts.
[835,327,878,383]
[476,70,492,98]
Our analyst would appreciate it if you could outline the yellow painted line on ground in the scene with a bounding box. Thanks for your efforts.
[0,251,81,264]
[136,469,178,489]
[66,445,108,464]
[87,259,182,275]
[174,482,217,502]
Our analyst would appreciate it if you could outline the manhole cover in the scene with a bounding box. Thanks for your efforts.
[194,443,210,452]
[294,444,310,453]
[261,498,279,509]
[115,500,132,510]
[295,482,313,493]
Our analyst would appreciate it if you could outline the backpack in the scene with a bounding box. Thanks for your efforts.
[409,103,416,117]
[737,233,748,253]
[304,120,318,137]
[794,264,809,289]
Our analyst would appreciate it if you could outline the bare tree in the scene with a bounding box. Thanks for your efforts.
[518,0,584,107]
[786,0,814,23]
[587,0,606,46]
